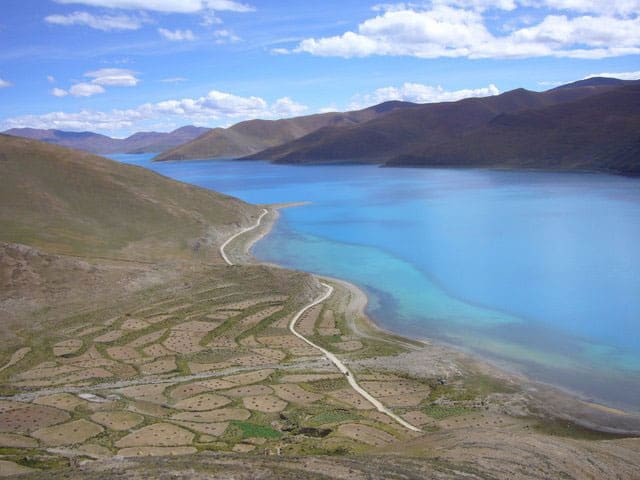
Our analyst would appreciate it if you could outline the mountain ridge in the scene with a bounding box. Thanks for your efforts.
[243,79,640,176]
[152,101,419,161]
[2,125,209,155]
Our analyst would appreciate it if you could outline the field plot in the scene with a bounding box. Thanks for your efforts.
[242,395,287,413]
[171,408,251,422]
[115,423,194,447]
[90,411,144,431]
[0,268,434,469]
[33,393,87,411]
[0,402,70,433]
[174,393,231,411]
[336,423,397,447]
[31,419,103,446]
[272,384,323,405]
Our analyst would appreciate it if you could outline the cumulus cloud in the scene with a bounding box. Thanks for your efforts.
[584,70,640,80]
[84,68,140,86]
[349,82,500,109]
[285,4,640,59]
[53,0,254,13]
[51,87,69,97]
[0,77,12,88]
[69,82,105,96]
[47,75,56,83]
[45,11,144,30]
[1,89,307,133]
[158,28,196,41]
[51,69,139,99]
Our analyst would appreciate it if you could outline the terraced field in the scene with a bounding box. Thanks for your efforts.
[0,262,447,473]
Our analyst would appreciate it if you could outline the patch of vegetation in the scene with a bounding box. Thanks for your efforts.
[230,421,282,439]
[303,378,349,393]
[16,455,70,470]
[422,404,476,419]
[308,410,358,426]
[463,373,518,396]
[533,417,636,441]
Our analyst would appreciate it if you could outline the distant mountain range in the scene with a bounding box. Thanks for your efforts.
[4,77,639,176]
[2,125,209,155]
[153,101,418,161]
[242,77,640,176]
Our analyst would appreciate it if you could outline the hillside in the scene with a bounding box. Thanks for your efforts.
[244,80,638,175]
[2,125,209,154]
[153,101,417,161]
[390,84,640,175]
[0,134,256,261]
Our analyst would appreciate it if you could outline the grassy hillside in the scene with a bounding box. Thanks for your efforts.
[0,134,257,260]
[153,101,417,161]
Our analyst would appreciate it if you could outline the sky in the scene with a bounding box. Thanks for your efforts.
[0,0,639,137]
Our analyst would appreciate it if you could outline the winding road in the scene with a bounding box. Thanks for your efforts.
[3,210,423,433]
[289,283,422,432]
[221,205,421,432]
[219,208,269,266]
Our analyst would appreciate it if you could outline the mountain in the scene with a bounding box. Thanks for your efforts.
[2,125,209,155]
[0,133,256,260]
[552,76,636,90]
[152,101,418,161]
[124,125,211,153]
[390,83,640,176]
[244,79,639,175]
[2,128,119,154]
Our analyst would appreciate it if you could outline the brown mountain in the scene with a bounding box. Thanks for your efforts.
[2,125,209,155]
[244,80,635,168]
[390,83,640,176]
[152,101,418,161]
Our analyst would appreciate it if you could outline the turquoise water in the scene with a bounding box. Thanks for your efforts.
[112,154,640,411]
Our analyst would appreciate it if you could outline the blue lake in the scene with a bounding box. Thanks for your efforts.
[112,154,640,412]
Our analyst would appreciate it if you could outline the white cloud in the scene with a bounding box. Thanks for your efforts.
[84,68,140,86]
[69,82,105,96]
[214,29,240,43]
[158,28,196,41]
[1,89,307,133]
[349,82,500,109]
[160,76,188,83]
[51,87,69,97]
[584,70,640,80]
[53,0,254,13]
[45,11,143,31]
[201,11,222,25]
[537,0,640,16]
[288,5,640,59]
[2,109,142,131]
[0,77,12,88]
[47,75,56,83]
[271,97,308,116]
[373,1,517,12]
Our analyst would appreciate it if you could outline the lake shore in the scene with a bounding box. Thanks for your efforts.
[229,202,640,435]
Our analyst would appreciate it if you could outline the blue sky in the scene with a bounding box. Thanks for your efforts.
[0,0,638,137]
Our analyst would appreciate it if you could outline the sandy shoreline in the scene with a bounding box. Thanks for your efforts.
[231,203,640,435]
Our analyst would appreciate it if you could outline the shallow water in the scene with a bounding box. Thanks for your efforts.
[112,154,640,412]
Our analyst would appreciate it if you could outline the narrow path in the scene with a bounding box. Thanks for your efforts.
[1,359,330,402]
[220,208,268,266]
[289,282,422,433]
